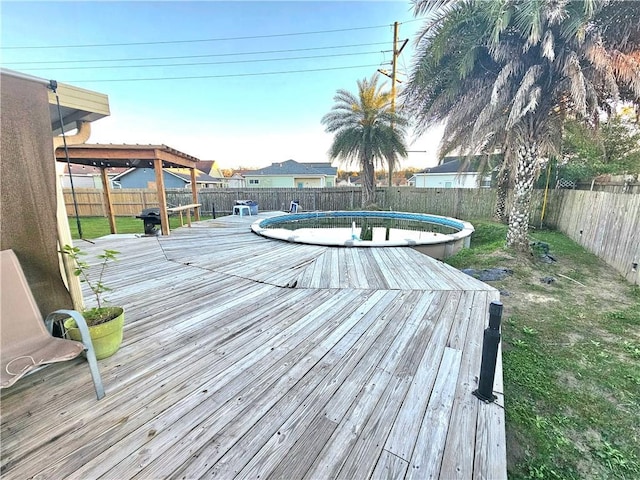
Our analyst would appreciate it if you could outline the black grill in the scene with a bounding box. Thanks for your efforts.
[136,208,162,235]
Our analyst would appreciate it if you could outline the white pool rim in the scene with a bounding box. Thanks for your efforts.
[251,211,474,248]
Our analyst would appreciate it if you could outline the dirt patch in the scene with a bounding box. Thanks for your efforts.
[564,332,584,346]
[556,371,580,389]
[521,292,559,304]
[505,426,527,474]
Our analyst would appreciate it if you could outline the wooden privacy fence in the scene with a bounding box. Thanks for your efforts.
[63,188,161,217]
[64,186,549,221]
[575,182,640,194]
[543,190,640,284]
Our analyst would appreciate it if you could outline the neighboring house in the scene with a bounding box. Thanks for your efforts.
[303,163,338,186]
[243,160,338,188]
[227,172,246,188]
[61,164,127,188]
[196,160,226,187]
[409,156,498,188]
[111,167,221,189]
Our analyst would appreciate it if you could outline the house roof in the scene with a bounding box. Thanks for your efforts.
[302,162,338,176]
[196,160,225,179]
[232,169,255,176]
[247,159,337,176]
[167,169,221,184]
[165,168,224,183]
[419,155,502,174]
[421,159,469,174]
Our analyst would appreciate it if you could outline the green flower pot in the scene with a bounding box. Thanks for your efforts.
[64,307,124,360]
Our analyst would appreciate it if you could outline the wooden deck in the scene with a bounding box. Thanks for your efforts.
[0,213,506,479]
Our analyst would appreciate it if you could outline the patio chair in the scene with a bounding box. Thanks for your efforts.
[0,249,105,400]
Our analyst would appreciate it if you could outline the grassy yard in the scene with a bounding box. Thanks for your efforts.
[446,221,640,479]
[67,215,213,240]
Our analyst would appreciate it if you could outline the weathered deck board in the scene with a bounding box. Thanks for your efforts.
[0,213,506,480]
[217,291,414,480]
[439,291,489,478]
[96,291,373,480]
[407,347,463,479]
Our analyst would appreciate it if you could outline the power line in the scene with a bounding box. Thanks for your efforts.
[2,17,427,50]
[1,23,399,50]
[64,63,383,83]
[16,49,390,72]
[3,41,391,65]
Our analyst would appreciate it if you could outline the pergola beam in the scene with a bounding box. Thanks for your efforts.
[55,144,201,235]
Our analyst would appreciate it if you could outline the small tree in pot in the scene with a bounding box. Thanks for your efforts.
[60,245,125,359]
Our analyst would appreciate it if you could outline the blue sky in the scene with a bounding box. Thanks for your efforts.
[1,1,443,169]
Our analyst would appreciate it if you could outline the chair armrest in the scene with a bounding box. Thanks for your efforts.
[45,310,91,341]
[44,309,105,400]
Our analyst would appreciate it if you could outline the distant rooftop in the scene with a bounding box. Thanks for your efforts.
[420,155,502,174]
[248,159,337,176]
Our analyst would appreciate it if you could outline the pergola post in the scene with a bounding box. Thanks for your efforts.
[100,167,117,234]
[190,168,200,221]
[153,157,170,236]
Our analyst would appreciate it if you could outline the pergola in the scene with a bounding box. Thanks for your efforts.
[55,144,201,236]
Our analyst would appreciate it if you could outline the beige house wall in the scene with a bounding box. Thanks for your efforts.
[244,175,329,188]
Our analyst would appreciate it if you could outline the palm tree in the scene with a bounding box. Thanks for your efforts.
[405,0,640,251]
[322,74,408,207]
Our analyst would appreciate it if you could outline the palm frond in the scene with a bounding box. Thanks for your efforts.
[512,0,545,48]
[563,51,588,117]
[506,64,544,129]
[491,59,523,105]
[541,29,555,61]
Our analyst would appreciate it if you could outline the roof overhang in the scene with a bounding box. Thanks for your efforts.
[48,82,110,135]
[0,68,110,135]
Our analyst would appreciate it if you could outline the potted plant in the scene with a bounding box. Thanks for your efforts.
[60,245,124,359]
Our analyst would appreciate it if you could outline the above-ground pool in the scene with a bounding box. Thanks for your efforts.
[251,211,474,259]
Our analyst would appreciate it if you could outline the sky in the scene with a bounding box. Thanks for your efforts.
[1,1,445,170]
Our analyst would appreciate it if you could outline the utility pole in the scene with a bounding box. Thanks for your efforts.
[387,22,408,188]
[389,21,399,188]
[391,21,399,118]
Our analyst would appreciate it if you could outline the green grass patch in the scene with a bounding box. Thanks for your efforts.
[68,215,213,240]
[445,221,511,269]
[446,220,640,479]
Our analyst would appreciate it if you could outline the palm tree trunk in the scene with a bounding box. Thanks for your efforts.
[506,142,538,251]
[362,160,376,207]
[493,166,510,223]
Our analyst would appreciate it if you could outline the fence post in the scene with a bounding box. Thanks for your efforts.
[473,301,503,403]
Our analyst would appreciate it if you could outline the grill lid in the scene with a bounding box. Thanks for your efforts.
[139,208,160,216]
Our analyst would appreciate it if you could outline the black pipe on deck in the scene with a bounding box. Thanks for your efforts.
[473,301,503,403]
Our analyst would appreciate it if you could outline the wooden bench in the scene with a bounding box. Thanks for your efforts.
[167,203,201,228]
